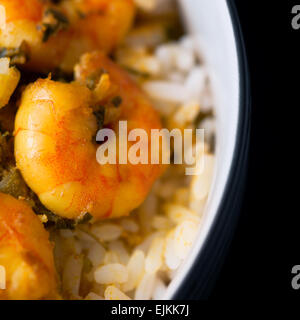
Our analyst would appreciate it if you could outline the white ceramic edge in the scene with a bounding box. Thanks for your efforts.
[163,0,240,299]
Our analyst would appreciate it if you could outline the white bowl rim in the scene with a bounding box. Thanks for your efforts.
[165,0,251,299]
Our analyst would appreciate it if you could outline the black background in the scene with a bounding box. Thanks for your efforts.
[210,1,291,300]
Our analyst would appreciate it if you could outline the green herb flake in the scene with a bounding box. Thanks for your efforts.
[78,212,93,224]
[0,166,29,199]
[85,69,107,90]
[93,108,105,129]
[111,96,122,108]
[76,10,86,19]
[0,41,28,65]
[42,8,69,42]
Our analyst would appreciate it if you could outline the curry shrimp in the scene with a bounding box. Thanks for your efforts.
[0,0,136,72]
[15,51,165,220]
[0,192,58,300]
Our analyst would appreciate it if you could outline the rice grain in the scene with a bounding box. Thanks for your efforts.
[94,264,128,285]
[105,286,131,300]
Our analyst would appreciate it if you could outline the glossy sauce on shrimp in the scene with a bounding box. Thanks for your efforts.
[15,51,165,220]
[0,0,136,72]
[0,192,58,300]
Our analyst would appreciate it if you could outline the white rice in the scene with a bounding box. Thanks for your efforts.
[152,277,167,300]
[94,264,129,285]
[91,223,122,242]
[105,286,131,300]
[122,250,145,292]
[0,57,9,74]
[145,237,165,274]
[87,242,106,267]
[135,273,157,300]
[84,292,104,300]
[53,0,215,300]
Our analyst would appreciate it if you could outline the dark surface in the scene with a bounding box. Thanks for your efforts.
[210,0,289,300]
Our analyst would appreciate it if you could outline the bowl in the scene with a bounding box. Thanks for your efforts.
[164,0,251,299]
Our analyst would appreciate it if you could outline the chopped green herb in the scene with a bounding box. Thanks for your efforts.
[0,41,28,65]
[92,107,105,144]
[93,108,105,129]
[85,69,107,90]
[42,211,93,230]
[0,132,14,171]
[165,20,184,41]
[86,76,97,90]
[78,212,93,224]
[33,197,92,230]
[194,110,214,126]
[42,8,69,42]
[111,96,122,108]
[48,216,77,230]
[76,10,86,19]
[28,193,74,229]
[0,166,29,199]
[51,68,74,82]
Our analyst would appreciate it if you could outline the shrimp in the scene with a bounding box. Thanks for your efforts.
[14,51,165,220]
[0,0,136,72]
[0,192,58,300]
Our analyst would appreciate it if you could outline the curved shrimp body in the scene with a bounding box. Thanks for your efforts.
[15,52,165,220]
[0,192,58,300]
[0,0,136,72]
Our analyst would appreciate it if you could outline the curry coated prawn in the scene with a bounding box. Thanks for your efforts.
[14,51,165,220]
[0,192,58,300]
[0,0,136,72]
